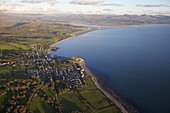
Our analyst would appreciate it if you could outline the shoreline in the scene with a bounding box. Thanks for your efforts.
[49,25,139,113]
[96,76,139,113]
[80,62,138,113]
[50,27,98,48]
[50,23,169,48]
[48,27,97,55]
[86,23,170,27]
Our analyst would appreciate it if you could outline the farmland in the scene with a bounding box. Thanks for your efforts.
[0,20,120,113]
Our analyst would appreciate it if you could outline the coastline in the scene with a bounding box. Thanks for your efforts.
[49,25,139,113]
[80,62,138,113]
[90,23,170,27]
[50,23,167,48]
[48,27,97,55]
[96,76,139,113]
[50,27,98,48]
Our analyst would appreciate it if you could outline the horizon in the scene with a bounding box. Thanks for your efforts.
[0,0,170,15]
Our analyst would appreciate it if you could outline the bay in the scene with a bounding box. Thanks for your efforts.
[51,24,170,113]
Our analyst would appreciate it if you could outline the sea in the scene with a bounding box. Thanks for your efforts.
[51,24,170,113]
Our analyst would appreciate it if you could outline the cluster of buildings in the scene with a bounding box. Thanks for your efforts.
[26,53,55,82]
[55,63,86,89]
[25,52,86,89]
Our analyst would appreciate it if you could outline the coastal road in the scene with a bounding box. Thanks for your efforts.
[80,62,128,113]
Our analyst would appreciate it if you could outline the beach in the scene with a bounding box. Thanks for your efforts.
[49,27,97,54]
[50,27,98,48]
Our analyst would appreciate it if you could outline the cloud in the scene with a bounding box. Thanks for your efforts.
[102,9,114,11]
[0,0,10,3]
[0,0,8,2]
[0,5,56,12]
[137,4,170,8]
[70,0,124,6]
[21,0,58,5]
[0,5,30,12]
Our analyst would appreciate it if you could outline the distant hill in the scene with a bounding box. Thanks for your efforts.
[0,12,170,27]
[55,14,170,25]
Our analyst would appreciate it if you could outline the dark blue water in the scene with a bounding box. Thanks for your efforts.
[51,24,170,113]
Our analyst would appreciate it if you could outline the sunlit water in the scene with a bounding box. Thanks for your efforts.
[51,24,170,113]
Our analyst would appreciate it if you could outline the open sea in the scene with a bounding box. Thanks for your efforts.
[51,24,170,113]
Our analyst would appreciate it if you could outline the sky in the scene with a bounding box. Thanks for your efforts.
[0,0,170,15]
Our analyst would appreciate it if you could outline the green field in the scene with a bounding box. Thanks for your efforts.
[42,84,55,98]
[0,41,29,50]
[0,91,7,110]
[30,96,56,113]
[81,90,111,109]
[0,66,12,79]
[60,93,93,113]
[0,21,121,113]
[0,65,26,79]
[0,43,16,50]
[78,76,97,92]
[97,107,120,113]
[0,21,86,52]
[59,76,120,113]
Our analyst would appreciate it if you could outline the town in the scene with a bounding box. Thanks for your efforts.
[0,43,88,112]
[0,21,121,113]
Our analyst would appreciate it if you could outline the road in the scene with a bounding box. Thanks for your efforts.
[80,62,128,113]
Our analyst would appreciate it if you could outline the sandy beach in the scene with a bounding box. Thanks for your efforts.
[50,27,97,48]
[49,27,97,54]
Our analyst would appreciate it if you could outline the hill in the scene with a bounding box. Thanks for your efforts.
[1,13,170,28]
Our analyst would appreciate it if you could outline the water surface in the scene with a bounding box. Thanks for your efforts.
[51,24,170,113]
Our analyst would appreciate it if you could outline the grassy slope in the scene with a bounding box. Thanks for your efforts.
[0,21,86,52]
